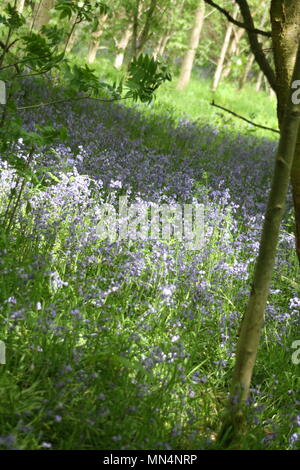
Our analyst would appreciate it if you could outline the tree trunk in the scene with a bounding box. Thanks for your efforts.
[238,7,269,89]
[87,13,109,64]
[234,0,300,263]
[158,31,172,57]
[219,38,300,446]
[222,26,245,79]
[238,53,255,89]
[211,5,238,92]
[65,27,78,54]
[176,0,206,91]
[17,0,25,14]
[153,29,172,59]
[32,0,55,30]
[129,0,158,63]
[130,0,140,61]
[263,74,269,93]
[235,0,277,91]
[229,27,245,56]
[136,0,158,56]
[256,69,263,91]
[153,35,164,60]
[114,26,132,69]
[153,0,185,60]
[271,0,300,264]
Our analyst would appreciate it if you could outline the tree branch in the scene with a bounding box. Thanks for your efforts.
[17,95,131,110]
[0,53,54,71]
[137,0,158,53]
[203,0,271,37]
[211,100,279,134]
[235,0,277,92]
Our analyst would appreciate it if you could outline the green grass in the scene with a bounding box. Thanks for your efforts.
[80,54,278,141]
[155,76,278,138]
[70,52,278,141]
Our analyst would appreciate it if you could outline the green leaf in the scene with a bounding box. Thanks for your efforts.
[47,172,61,184]
[25,201,32,214]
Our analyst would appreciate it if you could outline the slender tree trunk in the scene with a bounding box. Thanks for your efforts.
[153,29,172,59]
[136,0,158,56]
[256,69,263,91]
[235,0,277,91]
[153,0,185,60]
[229,27,245,56]
[158,31,171,57]
[219,38,300,446]
[211,5,238,92]
[129,0,158,63]
[222,26,245,79]
[234,1,300,263]
[153,35,164,60]
[271,0,300,264]
[176,0,206,91]
[87,13,109,64]
[130,0,140,60]
[114,26,132,69]
[263,74,269,93]
[32,0,55,30]
[238,7,269,89]
[65,27,78,54]
[17,0,25,14]
[238,53,255,89]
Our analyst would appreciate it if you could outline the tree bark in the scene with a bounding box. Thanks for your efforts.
[235,0,277,91]
[211,5,238,92]
[114,26,132,69]
[32,0,55,30]
[233,0,300,263]
[222,26,245,79]
[153,0,185,60]
[17,0,25,14]
[129,0,158,62]
[136,0,158,56]
[238,53,255,89]
[65,27,78,54]
[176,0,206,91]
[153,29,172,59]
[87,13,109,64]
[255,69,263,91]
[238,7,269,89]
[130,0,140,60]
[219,37,300,446]
[270,0,300,264]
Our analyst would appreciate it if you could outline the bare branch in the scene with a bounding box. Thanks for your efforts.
[235,0,277,92]
[17,95,131,110]
[0,53,54,71]
[203,0,271,37]
[211,100,279,134]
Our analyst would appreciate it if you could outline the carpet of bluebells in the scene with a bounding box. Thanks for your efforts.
[0,80,299,450]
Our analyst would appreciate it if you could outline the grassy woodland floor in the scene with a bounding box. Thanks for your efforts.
[0,69,299,450]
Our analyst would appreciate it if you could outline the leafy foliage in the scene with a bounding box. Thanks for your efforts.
[0,2,171,183]
[55,0,110,21]
[0,3,25,29]
[125,54,172,103]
